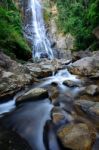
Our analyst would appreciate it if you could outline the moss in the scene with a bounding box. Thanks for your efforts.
[0,0,31,60]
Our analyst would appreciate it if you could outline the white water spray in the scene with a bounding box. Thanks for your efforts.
[25,0,54,59]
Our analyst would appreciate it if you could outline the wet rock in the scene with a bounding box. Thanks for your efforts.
[68,57,94,76]
[2,71,14,78]
[63,80,79,87]
[74,100,99,121]
[52,112,65,125]
[16,88,48,104]
[0,71,32,99]
[0,52,33,100]
[68,52,99,77]
[52,107,73,125]
[51,82,58,86]
[25,61,56,78]
[89,71,99,79]
[85,85,99,96]
[57,123,96,150]
[0,125,32,150]
[51,107,66,126]
[72,50,92,62]
[48,85,59,104]
[60,59,72,65]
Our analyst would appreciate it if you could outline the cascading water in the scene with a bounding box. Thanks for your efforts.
[25,0,54,59]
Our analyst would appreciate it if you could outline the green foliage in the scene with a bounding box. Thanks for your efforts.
[55,0,99,50]
[0,0,31,60]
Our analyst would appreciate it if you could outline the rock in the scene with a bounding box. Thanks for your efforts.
[2,71,14,78]
[16,88,48,104]
[0,52,33,100]
[0,125,31,150]
[85,85,99,96]
[51,82,58,86]
[52,107,73,126]
[57,123,96,150]
[74,100,99,121]
[68,52,99,76]
[52,107,65,125]
[63,80,79,87]
[93,26,99,39]
[48,85,59,104]
[48,18,74,59]
[25,59,64,78]
[72,50,92,61]
[89,71,99,79]
[0,71,32,99]
[52,112,65,125]
[60,59,72,65]
[68,57,94,76]
[51,5,58,16]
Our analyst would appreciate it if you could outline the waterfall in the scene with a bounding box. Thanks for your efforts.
[24,0,54,60]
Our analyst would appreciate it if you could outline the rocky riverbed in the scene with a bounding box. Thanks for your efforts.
[0,51,99,150]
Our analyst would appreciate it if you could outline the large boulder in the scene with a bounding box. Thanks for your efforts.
[74,100,99,122]
[16,88,48,104]
[72,50,92,62]
[25,58,72,79]
[0,71,32,99]
[85,85,99,96]
[57,123,96,150]
[51,107,73,126]
[0,52,33,100]
[0,125,31,150]
[68,52,99,77]
[63,80,80,87]
[52,107,66,126]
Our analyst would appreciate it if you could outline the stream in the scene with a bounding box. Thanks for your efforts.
[0,0,99,149]
[0,69,99,150]
[0,69,80,150]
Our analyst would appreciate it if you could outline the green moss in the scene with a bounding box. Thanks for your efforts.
[0,0,31,60]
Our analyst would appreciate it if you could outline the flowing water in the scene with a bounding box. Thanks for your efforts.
[0,0,99,149]
[24,0,54,59]
[0,69,79,149]
[0,69,99,150]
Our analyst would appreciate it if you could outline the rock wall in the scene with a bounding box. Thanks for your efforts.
[43,0,74,59]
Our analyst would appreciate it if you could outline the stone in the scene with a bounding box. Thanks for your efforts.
[51,82,58,86]
[74,100,99,121]
[0,125,31,150]
[52,107,73,126]
[68,53,99,76]
[85,85,99,96]
[52,113,65,125]
[2,71,14,78]
[63,80,79,87]
[72,50,92,61]
[52,107,65,125]
[16,88,48,104]
[57,123,96,150]
[93,26,99,39]
[0,52,33,100]
[68,57,94,76]
[48,85,59,104]
[89,71,99,79]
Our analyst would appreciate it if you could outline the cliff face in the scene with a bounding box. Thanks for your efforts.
[43,0,74,59]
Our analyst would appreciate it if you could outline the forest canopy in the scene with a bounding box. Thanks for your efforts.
[55,0,99,50]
